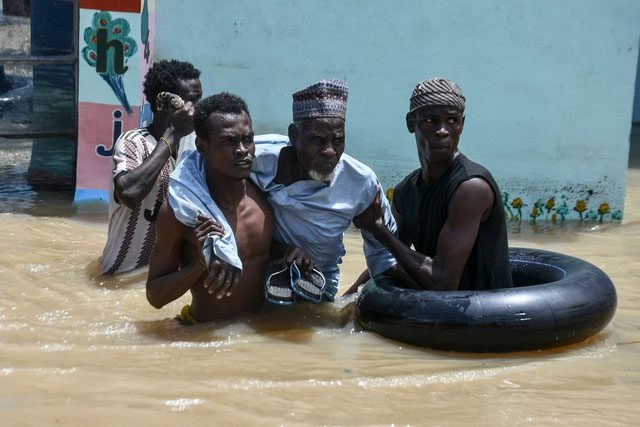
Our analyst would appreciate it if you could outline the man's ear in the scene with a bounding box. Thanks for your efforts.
[195,136,206,154]
[406,112,415,134]
[288,123,298,147]
[460,115,465,134]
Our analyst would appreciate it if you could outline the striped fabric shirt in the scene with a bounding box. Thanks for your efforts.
[100,128,175,275]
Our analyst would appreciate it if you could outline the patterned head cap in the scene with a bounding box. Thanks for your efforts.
[292,79,348,121]
[409,77,465,113]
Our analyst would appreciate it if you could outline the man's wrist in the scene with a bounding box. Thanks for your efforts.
[162,127,180,149]
[371,222,390,239]
[369,220,384,234]
[159,136,174,157]
[190,257,208,275]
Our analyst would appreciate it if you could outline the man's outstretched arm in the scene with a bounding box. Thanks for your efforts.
[343,189,416,295]
[354,178,494,291]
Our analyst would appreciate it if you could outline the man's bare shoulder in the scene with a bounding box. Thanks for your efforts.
[450,177,495,221]
[457,177,493,198]
[157,200,189,238]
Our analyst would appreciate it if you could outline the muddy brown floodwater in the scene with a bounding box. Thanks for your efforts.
[1,143,639,426]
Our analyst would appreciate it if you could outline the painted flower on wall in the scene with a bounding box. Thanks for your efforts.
[597,202,610,223]
[499,192,621,227]
[511,197,526,221]
[502,192,515,220]
[385,187,394,202]
[585,210,599,223]
[556,201,569,223]
[511,198,523,209]
[611,210,623,222]
[574,199,588,222]
[529,199,544,224]
[544,197,555,220]
[529,206,541,224]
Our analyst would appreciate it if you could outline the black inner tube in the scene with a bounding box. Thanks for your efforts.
[511,259,566,287]
[356,248,617,352]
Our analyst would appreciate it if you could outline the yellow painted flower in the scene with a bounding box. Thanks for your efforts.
[574,199,587,213]
[531,207,540,218]
[511,197,523,209]
[545,198,555,211]
[385,187,394,201]
[551,213,557,223]
[597,203,610,215]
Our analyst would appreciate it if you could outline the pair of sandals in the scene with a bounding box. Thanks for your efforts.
[265,262,327,305]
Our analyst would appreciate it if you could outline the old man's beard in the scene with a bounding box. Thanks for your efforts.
[308,169,335,183]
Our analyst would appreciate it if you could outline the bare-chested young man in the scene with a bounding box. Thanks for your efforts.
[146,93,274,323]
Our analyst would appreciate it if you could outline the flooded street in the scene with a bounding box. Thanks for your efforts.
[0,144,639,426]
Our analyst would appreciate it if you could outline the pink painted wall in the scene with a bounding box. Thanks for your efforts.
[76,102,140,191]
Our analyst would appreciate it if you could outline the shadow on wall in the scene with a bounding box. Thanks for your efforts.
[630,124,640,169]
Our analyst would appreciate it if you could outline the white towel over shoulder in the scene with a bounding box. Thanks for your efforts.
[168,150,242,270]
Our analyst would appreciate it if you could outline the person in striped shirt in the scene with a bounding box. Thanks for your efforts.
[100,60,202,275]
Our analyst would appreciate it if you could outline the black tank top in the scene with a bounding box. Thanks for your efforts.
[393,154,513,290]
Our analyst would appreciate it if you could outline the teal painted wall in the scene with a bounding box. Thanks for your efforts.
[633,49,640,124]
[156,0,640,223]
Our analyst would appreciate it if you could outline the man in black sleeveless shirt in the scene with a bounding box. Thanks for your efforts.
[350,77,512,291]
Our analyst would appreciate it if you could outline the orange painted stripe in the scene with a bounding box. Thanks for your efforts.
[80,0,140,13]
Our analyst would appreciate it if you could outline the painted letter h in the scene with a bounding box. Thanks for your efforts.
[95,28,128,74]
